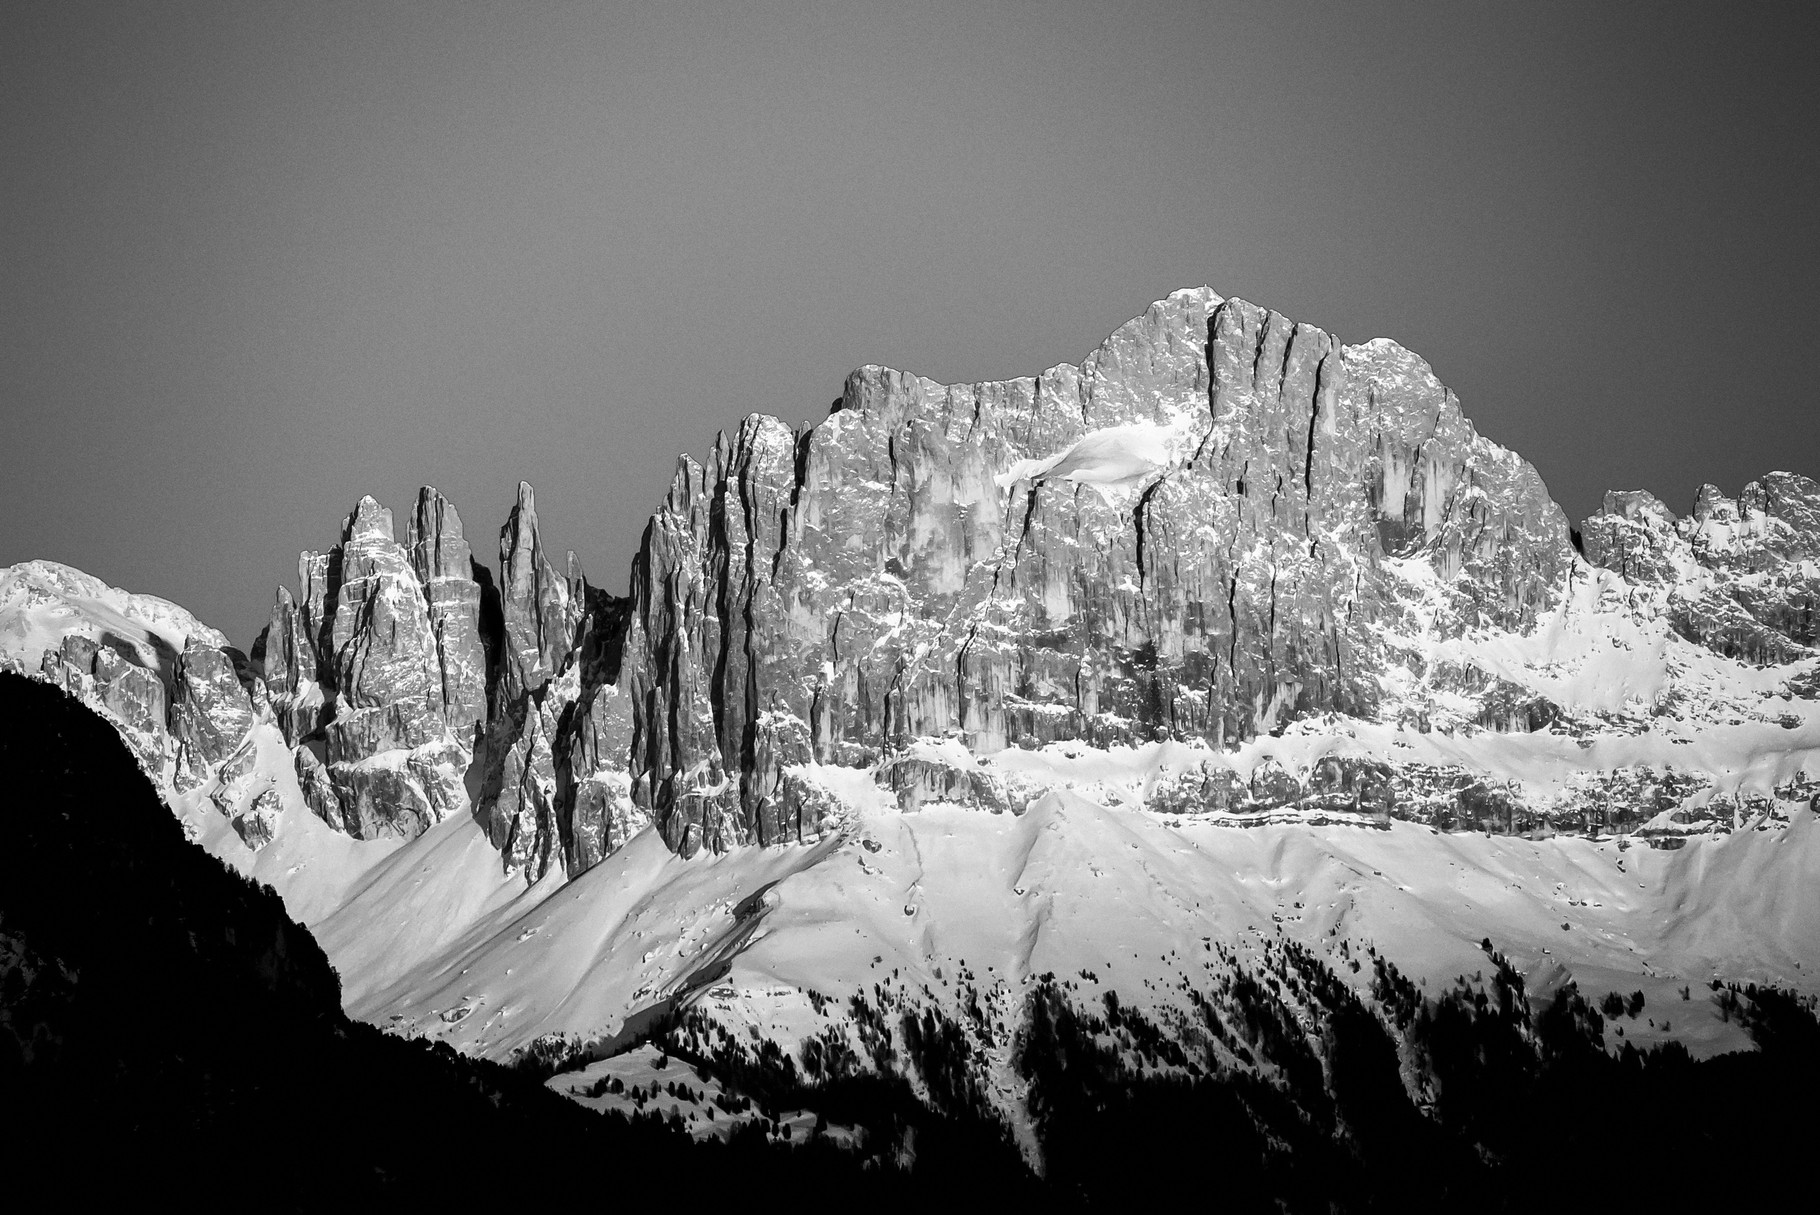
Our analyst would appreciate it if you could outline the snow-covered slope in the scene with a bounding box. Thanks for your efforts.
[340,767,1818,1063]
[0,559,222,664]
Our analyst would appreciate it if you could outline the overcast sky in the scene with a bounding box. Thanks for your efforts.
[5,1,1817,646]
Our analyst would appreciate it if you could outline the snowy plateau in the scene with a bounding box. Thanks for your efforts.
[5,288,1819,1172]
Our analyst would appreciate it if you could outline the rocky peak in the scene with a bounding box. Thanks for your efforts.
[497,482,584,702]
[326,495,439,714]
[1702,472,1820,572]
[1598,490,1677,526]
[454,480,648,883]
[342,495,394,544]
[610,290,1575,853]
[469,481,588,879]
[1580,490,1684,584]
[1583,473,1819,665]
[407,488,471,581]
[257,489,490,839]
[1692,482,1734,524]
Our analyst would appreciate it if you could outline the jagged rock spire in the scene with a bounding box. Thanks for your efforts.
[471,482,573,878]
[257,489,486,840]
[465,481,641,881]
[497,481,578,704]
[408,487,488,738]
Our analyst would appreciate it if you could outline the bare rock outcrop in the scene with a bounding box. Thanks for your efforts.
[171,636,259,773]
[35,635,170,772]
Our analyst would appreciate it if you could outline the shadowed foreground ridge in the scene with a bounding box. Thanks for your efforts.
[0,672,1021,1207]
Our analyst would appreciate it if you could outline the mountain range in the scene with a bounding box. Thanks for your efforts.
[4,287,1817,1197]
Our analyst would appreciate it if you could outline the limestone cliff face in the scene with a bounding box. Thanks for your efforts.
[256,492,482,839]
[1581,472,1820,666]
[609,291,1575,853]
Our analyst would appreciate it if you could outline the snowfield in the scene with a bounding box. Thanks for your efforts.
[995,417,1199,503]
[321,780,1816,1072]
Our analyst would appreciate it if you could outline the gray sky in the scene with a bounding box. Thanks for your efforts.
[5,1,1816,647]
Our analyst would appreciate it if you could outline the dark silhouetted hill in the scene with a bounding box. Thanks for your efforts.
[0,672,1010,1208]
